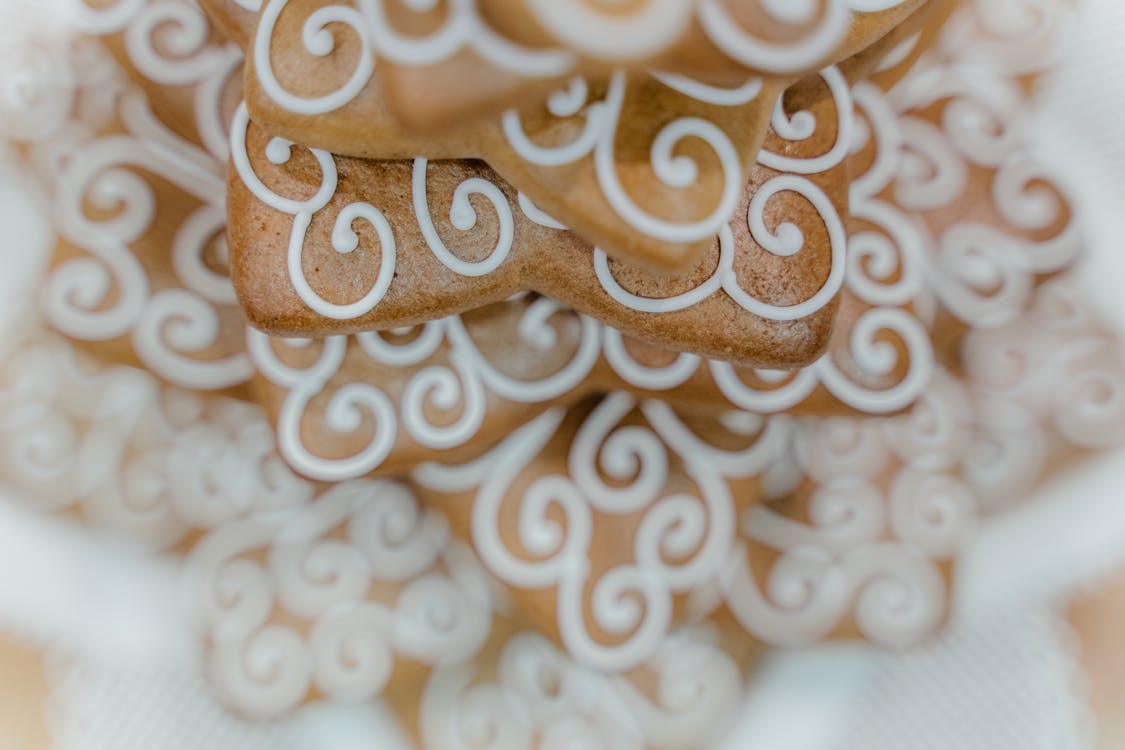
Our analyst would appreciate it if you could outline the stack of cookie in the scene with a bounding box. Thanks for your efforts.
[6,0,1119,746]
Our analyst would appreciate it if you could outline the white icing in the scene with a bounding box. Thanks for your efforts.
[757,65,854,175]
[234,66,853,335]
[6,0,1112,727]
[502,71,748,246]
[419,626,743,750]
[69,0,241,163]
[28,26,251,392]
[249,0,916,120]
[414,393,748,672]
[413,158,514,276]
[186,476,492,718]
[247,56,953,479]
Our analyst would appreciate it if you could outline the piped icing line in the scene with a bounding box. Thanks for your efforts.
[68,0,244,162]
[248,0,920,107]
[406,374,973,671]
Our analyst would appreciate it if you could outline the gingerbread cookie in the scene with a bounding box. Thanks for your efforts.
[210,0,786,271]
[839,0,959,92]
[34,83,251,394]
[409,292,1125,668]
[373,0,928,129]
[407,380,966,671]
[69,0,243,163]
[239,0,924,132]
[206,0,946,272]
[398,282,1125,666]
[185,477,493,719]
[247,279,933,482]
[849,0,1080,344]
[409,392,771,672]
[229,67,852,365]
[956,280,1125,509]
[242,59,938,483]
[0,328,311,549]
[186,470,765,728]
[726,277,1125,649]
[185,471,762,741]
[0,2,255,395]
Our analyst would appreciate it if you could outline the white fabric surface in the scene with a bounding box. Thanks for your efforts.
[3,0,1125,748]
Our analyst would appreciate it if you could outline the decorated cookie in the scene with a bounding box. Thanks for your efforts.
[956,280,1125,509]
[245,297,593,481]
[726,278,1125,650]
[68,0,243,162]
[229,67,852,365]
[0,3,254,395]
[32,84,251,394]
[409,392,773,672]
[398,278,1125,669]
[185,470,763,741]
[237,0,924,131]
[185,478,494,719]
[241,57,939,484]
[373,0,928,129]
[405,382,965,670]
[839,0,959,92]
[851,0,1080,339]
[207,0,790,271]
[246,278,933,482]
[0,329,312,549]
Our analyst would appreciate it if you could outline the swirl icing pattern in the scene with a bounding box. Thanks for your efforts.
[228,66,852,366]
[405,282,1125,672]
[68,0,243,162]
[244,0,921,125]
[186,468,756,738]
[243,64,940,483]
[841,0,1080,331]
[3,0,1123,737]
[5,281,1123,720]
[233,0,915,269]
[410,392,782,672]
[247,283,934,483]
[185,478,494,718]
[0,329,312,549]
[9,0,254,393]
